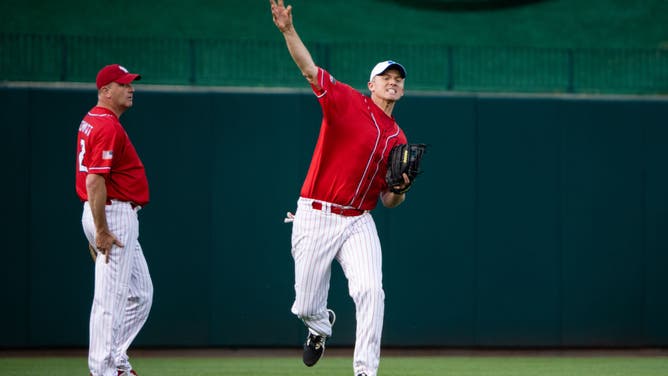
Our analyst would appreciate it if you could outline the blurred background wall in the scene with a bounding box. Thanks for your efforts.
[1,0,667,348]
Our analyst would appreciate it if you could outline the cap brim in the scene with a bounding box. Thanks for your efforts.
[115,73,141,84]
[385,63,406,78]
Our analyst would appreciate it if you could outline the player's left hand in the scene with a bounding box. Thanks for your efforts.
[385,143,427,194]
[391,173,411,195]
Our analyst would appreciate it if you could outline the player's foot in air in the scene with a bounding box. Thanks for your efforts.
[302,309,336,366]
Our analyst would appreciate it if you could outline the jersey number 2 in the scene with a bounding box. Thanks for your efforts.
[78,139,88,172]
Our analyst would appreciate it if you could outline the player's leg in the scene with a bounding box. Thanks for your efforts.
[337,214,385,376]
[83,202,138,376]
[290,198,344,337]
[114,239,153,373]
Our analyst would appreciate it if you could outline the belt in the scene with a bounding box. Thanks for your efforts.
[311,201,365,217]
[105,199,140,209]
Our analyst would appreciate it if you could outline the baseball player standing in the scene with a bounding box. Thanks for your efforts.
[271,2,413,376]
[75,64,153,376]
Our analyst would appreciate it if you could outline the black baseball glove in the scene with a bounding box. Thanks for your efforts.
[385,143,427,194]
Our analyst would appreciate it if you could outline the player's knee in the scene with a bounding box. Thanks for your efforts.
[144,283,154,308]
[350,284,385,303]
[136,281,153,310]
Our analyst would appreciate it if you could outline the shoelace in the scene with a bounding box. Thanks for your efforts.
[308,335,324,349]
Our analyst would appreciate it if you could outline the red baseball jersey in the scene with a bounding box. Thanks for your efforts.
[75,106,149,206]
[301,68,408,211]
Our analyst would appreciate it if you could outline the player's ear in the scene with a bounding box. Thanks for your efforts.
[367,80,374,92]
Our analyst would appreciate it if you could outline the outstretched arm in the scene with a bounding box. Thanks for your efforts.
[270,0,319,87]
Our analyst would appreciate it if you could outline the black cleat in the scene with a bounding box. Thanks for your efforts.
[357,374,368,376]
[302,309,336,367]
[302,332,326,366]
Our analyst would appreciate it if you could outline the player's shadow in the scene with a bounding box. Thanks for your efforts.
[384,0,548,12]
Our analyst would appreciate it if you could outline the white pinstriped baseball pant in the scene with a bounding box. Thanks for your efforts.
[82,201,153,376]
[291,197,385,376]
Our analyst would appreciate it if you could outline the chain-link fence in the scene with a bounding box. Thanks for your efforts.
[2,33,667,94]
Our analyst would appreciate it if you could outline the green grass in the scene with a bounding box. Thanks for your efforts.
[1,356,668,376]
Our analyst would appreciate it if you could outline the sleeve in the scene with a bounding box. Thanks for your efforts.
[85,122,121,177]
[310,67,356,118]
[310,67,332,98]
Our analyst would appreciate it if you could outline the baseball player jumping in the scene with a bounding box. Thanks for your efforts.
[76,64,153,376]
[271,1,414,376]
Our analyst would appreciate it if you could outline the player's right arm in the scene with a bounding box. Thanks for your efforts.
[86,173,123,263]
[270,0,319,87]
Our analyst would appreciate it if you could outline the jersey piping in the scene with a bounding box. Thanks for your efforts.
[347,100,401,208]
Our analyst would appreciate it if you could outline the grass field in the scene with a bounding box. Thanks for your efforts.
[2,351,668,376]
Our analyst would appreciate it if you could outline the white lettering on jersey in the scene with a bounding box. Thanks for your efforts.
[79,120,93,136]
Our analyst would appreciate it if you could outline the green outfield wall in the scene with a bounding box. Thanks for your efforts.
[1,87,667,348]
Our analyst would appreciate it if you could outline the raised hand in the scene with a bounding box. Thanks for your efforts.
[270,0,293,32]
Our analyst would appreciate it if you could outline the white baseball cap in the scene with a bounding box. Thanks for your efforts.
[369,60,407,82]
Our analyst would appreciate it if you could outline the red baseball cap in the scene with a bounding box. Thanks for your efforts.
[96,64,141,89]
